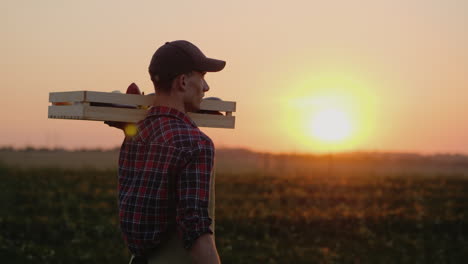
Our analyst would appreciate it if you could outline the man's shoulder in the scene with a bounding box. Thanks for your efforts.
[167,119,213,147]
[156,117,214,150]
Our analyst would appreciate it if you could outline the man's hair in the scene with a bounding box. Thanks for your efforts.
[150,71,192,94]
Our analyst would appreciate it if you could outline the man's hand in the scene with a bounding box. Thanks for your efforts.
[189,234,221,264]
[104,121,138,137]
[103,82,142,134]
[104,121,127,130]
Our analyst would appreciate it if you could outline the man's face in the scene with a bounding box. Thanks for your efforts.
[183,71,209,112]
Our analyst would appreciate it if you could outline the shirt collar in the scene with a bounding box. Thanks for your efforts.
[146,106,197,128]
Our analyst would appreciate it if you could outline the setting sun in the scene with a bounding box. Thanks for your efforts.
[309,108,352,142]
[278,71,378,153]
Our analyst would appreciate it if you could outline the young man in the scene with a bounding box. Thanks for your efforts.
[118,40,225,264]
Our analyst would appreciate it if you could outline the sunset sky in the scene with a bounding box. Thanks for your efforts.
[2,0,468,154]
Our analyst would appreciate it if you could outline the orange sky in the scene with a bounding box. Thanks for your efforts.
[2,0,468,154]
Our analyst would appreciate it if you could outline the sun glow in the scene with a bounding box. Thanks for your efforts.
[278,71,378,153]
[309,108,352,142]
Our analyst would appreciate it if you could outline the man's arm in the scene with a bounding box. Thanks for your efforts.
[189,233,220,264]
[176,139,220,263]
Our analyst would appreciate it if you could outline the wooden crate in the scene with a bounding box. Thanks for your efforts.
[48,91,236,129]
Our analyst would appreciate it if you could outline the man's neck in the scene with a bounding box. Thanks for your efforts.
[152,93,187,113]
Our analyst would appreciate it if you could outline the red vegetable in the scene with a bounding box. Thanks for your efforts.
[126,83,141,95]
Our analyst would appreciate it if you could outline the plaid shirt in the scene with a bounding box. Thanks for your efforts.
[118,106,214,257]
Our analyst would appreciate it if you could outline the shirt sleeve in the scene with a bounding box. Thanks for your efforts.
[176,139,214,249]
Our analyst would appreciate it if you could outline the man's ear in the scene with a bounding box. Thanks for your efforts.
[176,74,187,92]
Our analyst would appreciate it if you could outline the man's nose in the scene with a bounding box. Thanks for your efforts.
[203,79,210,92]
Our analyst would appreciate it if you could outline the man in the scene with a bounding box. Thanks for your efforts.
[117,40,224,264]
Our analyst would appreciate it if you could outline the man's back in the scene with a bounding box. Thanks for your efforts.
[118,106,215,258]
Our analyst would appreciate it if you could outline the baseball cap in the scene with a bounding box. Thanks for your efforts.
[149,40,226,82]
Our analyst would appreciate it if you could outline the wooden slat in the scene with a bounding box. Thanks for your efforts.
[188,113,235,129]
[84,105,147,122]
[48,104,85,120]
[86,91,154,106]
[49,91,86,103]
[48,104,235,128]
[200,100,236,112]
[49,91,236,112]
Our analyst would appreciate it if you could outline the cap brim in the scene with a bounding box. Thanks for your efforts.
[197,58,226,72]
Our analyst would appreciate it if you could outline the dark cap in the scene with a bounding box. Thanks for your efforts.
[149,40,226,82]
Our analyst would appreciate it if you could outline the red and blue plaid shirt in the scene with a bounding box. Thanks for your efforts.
[118,106,214,257]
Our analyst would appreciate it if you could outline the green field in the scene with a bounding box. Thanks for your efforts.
[1,162,467,263]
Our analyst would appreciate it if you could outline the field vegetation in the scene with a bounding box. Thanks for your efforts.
[1,149,467,263]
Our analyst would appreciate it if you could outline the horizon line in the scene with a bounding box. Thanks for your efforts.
[2,145,468,158]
